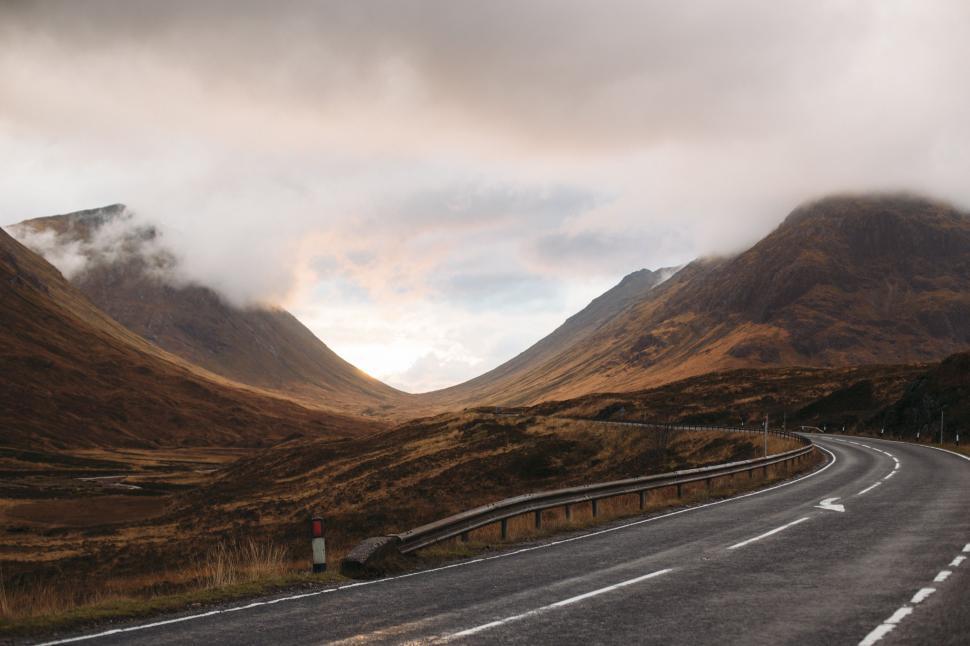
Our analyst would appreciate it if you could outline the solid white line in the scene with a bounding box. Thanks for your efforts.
[443,568,673,640]
[41,446,839,646]
[835,434,970,463]
[727,517,810,550]
[910,588,935,604]
[859,623,896,646]
[857,482,881,496]
[949,555,966,567]
[933,570,951,583]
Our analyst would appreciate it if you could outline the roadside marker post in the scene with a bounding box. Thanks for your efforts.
[311,516,327,573]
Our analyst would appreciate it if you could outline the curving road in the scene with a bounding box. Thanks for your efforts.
[39,436,970,645]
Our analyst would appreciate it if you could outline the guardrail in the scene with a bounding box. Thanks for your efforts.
[340,422,816,576]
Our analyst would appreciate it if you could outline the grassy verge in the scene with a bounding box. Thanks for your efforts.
[0,433,821,637]
[0,540,346,640]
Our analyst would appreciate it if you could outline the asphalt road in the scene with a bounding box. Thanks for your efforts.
[39,436,970,646]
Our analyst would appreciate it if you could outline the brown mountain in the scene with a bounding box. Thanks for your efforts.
[11,194,969,416]
[879,351,970,438]
[416,265,679,408]
[0,225,376,449]
[424,194,970,406]
[10,205,407,417]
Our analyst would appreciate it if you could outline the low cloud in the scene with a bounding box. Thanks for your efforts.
[7,206,177,283]
[2,1,969,389]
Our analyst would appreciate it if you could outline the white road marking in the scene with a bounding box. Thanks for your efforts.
[441,568,673,641]
[859,623,896,646]
[816,497,846,512]
[38,446,840,646]
[845,436,969,646]
[859,603,917,645]
[857,482,881,496]
[885,606,913,624]
[727,517,810,550]
[910,588,935,604]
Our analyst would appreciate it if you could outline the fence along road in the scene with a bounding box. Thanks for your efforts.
[43,435,970,646]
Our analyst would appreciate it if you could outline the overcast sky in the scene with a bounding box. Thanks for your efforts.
[2,1,969,392]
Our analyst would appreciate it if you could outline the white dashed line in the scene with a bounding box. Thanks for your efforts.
[859,623,897,646]
[885,606,913,624]
[727,517,810,550]
[933,570,952,583]
[857,482,881,496]
[910,588,935,604]
[859,606,914,646]
[949,556,966,567]
[441,568,674,641]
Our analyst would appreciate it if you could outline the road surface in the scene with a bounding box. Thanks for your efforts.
[39,436,970,645]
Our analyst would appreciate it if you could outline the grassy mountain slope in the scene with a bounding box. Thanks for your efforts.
[10,205,407,417]
[425,194,970,407]
[0,226,376,449]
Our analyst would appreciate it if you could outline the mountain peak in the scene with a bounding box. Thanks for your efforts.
[780,193,964,231]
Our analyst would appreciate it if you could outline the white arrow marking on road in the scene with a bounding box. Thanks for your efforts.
[816,497,845,512]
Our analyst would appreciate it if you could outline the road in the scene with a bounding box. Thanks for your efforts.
[39,436,970,645]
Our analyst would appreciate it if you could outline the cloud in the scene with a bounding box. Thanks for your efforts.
[1,1,969,389]
[382,352,486,393]
[7,205,177,282]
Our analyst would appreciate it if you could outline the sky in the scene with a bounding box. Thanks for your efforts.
[2,1,969,392]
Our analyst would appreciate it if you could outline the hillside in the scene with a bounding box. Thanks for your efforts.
[879,351,970,438]
[10,195,969,415]
[417,265,679,407]
[0,226,376,449]
[10,205,407,416]
[423,194,970,406]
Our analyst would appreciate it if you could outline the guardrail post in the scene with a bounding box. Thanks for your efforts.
[534,510,542,529]
[310,516,326,573]
[591,498,599,517]
[705,477,712,493]
[676,483,682,498]
[500,518,509,540]
[639,490,645,510]
[460,531,469,543]
[564,503,572,520]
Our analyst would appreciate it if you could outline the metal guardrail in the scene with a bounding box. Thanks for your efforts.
[390,422,814,554]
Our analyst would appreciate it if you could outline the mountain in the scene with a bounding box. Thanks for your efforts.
[11,194,969,415]
[422,194,970,406]
[879,351,970,438]
[9,205,407,417]
[0,225,376,449]
[416,265,680,407]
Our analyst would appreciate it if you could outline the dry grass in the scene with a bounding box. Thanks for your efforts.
[0,538,318,636]
[0,419,808,637]
[416,448,823,561]
[197,538,289,587]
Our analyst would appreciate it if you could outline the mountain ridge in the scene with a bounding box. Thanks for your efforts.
[9,193,969,415]
[0,226,377,449]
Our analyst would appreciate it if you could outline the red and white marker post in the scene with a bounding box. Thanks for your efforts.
[311,516,326,572]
